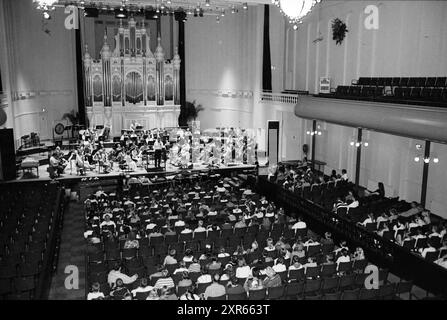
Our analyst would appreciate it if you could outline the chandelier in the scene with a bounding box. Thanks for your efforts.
[33,0,58,19]
[272,0,321,30]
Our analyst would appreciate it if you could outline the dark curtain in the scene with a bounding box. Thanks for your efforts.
[262,5,272,92]
[75,9,86,125]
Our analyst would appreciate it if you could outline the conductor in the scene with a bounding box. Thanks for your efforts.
[153,138,164,168]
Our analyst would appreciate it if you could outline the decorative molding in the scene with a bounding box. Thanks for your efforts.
[11,90,73,101]
[14,110,45,118]
[187,89,254,99]
[260,92,299,104]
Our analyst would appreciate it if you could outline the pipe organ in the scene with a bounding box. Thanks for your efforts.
[83,18,181,136]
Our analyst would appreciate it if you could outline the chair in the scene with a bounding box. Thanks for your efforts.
[425,77,436,87]
[305,266,320,279]
[304,294,322,300]
[0,278,12,297]
[221,228,234,239]
[277,271,287,283]
[415,237,428,250]
[303,278,321,296]
[337,261,353,273]
[323,292,341,300]
[306,245,321,257]
[410,87,422,99]
[382,230,394,241]
[435,77,446,87]
[227,292,247,300]
[395,281,414,299]
[285,281,304,299]
[13,276,36,293]
[320,264,337,277]
[248,288,267,300]
[338,274,356,290]
[322,243,335,254]
[352,259,368,273]
[208,294,226,300]
[196,282,211,295]
[135,291,150,300]
[424,250,439,262]
[341,288,359,300]
[288,268,305,282]
[179,233,193,242]
[321,276,339,293]
[359,287,378,300]
[165,234,178,245]
[266,285,285,300]
[122,247,137,260]
[177,285,193,297]
[166,263,178,275]
[379,269,389,285]
[378,283,396,300]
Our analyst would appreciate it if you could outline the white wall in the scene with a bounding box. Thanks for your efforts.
[0,1,78,142]
[426,143,447,219]
[285,0,447,93]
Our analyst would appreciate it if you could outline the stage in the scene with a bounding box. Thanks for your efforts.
[14,158,258,184]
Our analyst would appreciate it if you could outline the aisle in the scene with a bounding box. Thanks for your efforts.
[48,201,86,300]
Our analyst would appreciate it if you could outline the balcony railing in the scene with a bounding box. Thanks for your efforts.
[260,91,300,104]
[0,92,7,108]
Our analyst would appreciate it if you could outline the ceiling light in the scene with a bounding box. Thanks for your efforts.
[205,0,210,7]
[43,10,51,20]
[115,7,128,19]
[243,2,248,10]
[293,24,298,30]
[277,0,318,26]
[414,156,420,162]
[424,157,430,164]
[363,142,368,147]
[433,157,439,163]
[355,142,360,147]
[350,141,355,146]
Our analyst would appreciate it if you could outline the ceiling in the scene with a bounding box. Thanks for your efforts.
[57,0,272,12]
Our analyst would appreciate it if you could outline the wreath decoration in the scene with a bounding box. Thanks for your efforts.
[332,18,348,45]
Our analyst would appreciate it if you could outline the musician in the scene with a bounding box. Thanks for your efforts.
[49,151,65,176]
[124,152,137,171]
[153,138,164,168]
[99,149,112,174]
[68,149,86,175]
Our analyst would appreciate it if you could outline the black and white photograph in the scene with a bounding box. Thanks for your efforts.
[0,0,446,306]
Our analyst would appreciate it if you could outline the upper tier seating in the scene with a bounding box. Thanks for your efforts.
[328,76,447,107]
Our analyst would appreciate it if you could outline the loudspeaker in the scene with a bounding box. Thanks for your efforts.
[0,128,17,181]
[267,120,280,166]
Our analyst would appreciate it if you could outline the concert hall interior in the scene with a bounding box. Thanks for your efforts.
[0,0,447,302]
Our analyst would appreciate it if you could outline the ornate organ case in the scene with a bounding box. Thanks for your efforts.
[83,18,181,137]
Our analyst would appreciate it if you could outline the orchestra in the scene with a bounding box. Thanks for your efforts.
[49,126,257,177]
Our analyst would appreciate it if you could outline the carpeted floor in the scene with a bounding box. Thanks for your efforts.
[48,201,86,300]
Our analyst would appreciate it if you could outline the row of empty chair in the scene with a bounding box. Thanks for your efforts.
[354,77,447,88]
[335,85,447,102]
[0,182,63,300]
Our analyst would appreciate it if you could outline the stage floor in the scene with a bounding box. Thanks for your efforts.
[16,160,260,183]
